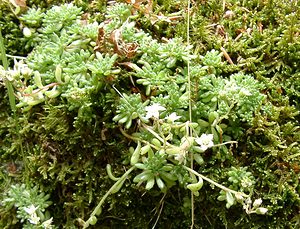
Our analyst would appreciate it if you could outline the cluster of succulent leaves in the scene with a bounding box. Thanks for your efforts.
[0,0,299,228]
[0,0,95,56]
[1,184,53,228]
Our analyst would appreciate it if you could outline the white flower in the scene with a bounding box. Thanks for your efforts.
[195,134,214,151]
[23,27,32,37]
[20,65,33,76]
[28,212,40,225]
[42,217,53,229]
[24,205,40,225]
[224,10,235,19]
[24,205,38,215]
[165,112,181,123]
[253,198,262,208]
[239,88,252,96]
[145,103,166,119]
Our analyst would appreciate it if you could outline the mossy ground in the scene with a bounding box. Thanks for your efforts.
[0,0,299,228]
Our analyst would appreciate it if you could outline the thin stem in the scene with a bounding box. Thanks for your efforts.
[0,29,27,185]
[187,3,192,125]
[6,54,26,59]
[119,126,161,150]
[140,122,172,147]
[83,166,136,228]
[151,193,166,229]
[213,141,238,147]
[183,165,249,197]
[22,82,59,96]
[0,31,8,69]
[186,0,194,228]
[0,29,16,112]
[112,84,131,106]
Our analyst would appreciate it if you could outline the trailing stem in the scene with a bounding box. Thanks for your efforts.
[183,165,249,198]
[82,166,136,229]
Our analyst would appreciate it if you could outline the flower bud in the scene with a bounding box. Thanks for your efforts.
[255,207,268,215]
[253,198,262,208]
[224,10,235,19]
[23,27,32,37]
[234,192,244,203]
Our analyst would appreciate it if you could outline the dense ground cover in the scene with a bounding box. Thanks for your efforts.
[0,0,299,228]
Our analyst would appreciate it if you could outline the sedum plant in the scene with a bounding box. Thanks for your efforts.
[1,3,120,126]
[3,1,298,228]
[2,2,270,228]
[195,69,266,124]
[1,184,54,228]
[74,3,269,228]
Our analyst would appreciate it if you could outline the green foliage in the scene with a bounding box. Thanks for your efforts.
[0,1,299,228]
[6,3,118,126]
[217,167,256,208]
[42,3,82,33]
[113,93,148,129]
[196,70,266,124]
[75,3,269,226]
[227,167,255,192]
[201,49,223,71]
[105,3,132,32]
[20,8,44,27]
[1,184,53,228]
[0,2,27,57]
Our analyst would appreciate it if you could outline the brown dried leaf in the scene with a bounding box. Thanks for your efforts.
[220,47,234,65]
[110,29,124,55]
[123,43,138,58]
[9,0,27,8]
[94,27,105,52]
[109,29,138,58]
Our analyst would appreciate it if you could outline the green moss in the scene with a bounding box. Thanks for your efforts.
[0,1,299,228]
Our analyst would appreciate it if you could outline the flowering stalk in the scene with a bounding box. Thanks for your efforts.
[83,166,136,229]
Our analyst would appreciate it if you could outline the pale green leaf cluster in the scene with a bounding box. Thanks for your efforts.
[113,93,149,129]
[1,184,54,228]
[195,57,266,124]
[1,2,274,227]
[10,3,120,124]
